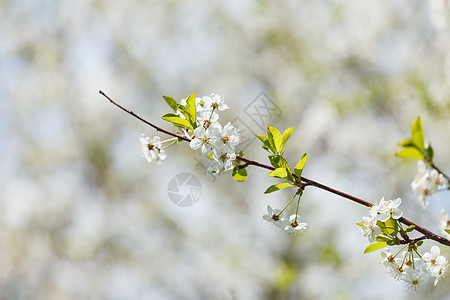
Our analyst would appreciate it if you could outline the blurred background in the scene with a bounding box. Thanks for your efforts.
[1,0,450,299]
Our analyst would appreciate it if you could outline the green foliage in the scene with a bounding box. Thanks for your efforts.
[363,241,388,254]
[163,95,178,112]
[377,218,398,237]
[395,116,434,162]
[258,126,295,155]
[256,134,272,153]
[264,182,293,194]
[395,147,423,160]
[411,116,424,151]
[269,155,291,170]
[280,127,294,154]
[162,93,197,129]
[406,225,415,233]
[232,167,247,182]
[268,167,293,181]
[161,113,193,129]
[267,126,282,153]
[294,153,308,178]
[375,236,391,243]
[185,93,197,125]
[445,229,450,235]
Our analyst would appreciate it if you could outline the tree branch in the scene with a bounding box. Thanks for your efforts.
[100,91,450,247]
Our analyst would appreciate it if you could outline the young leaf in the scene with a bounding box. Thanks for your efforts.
[264,182,293,194]
[375,236,391,243]
[232,167,247,182]
[163,95,179,112]
[268,167,292,181]
[257,134,275,154]
[185,93,197,125]
[411,116,424,151]
[425,144,434,162]
[377,218,398,237]
[445,229,450,235]
[162,113,193,129]
[294,153,308,178]
[363,242,388,254]
[405,225,415,233]
[397,139,414,147]
[280,127,294,153]
[395,147,423,160]
[268,155,291,172]
[256,134,268,144]
[267,126,282,153]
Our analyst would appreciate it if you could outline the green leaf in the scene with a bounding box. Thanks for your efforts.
[264,182,293,194]
[256,134,268,143]
[163,95,179,112]
[425,144,434,162]
[411,116,424,151]
[268,155,291,171]
[280,127,294,153]
[268,167,292,181]
[294,153,308,178]
[395,147,423,160]
[363,242,388,254]
[445,229,450,235]
[406,225,415,233]
[267,126,282,153]
[417,240,423,246]
[386,240,397,246]
[375,236,391,243]
[232,167,247,182]
[377,218,398,237]
[397,139,414,147]
[161,113,193,129]
[185,93,197,125]
[257,134,275,153]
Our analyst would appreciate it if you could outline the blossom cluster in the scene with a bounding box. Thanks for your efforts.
[360,197,403,243]
[262,205,308,235]
[381,246,449,290]
[411,161,448,208]
[186,94,241,173]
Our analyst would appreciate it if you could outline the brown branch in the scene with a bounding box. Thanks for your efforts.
[99,90,191,142]
[100,91,450,247]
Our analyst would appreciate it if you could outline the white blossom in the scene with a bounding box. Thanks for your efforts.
[422,246,449,286]
[380,250,405,280]
[284,214,309,235]
[262,205,288,230]
[203,93,229,111]
[140,134,166,164]
[411,161,447,209]
[378,198,403,222]
[361,215,381,243]
[189,126,220,155]
[401,268,429,291]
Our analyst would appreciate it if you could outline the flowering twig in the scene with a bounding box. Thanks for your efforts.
[99,90,450,247]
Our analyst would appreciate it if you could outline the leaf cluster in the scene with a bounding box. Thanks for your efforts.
[396,116,433,162]
[161,93,197,130]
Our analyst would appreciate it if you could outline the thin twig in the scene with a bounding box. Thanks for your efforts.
[100,91,450,247]
[99,90,190,142]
